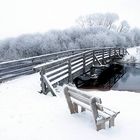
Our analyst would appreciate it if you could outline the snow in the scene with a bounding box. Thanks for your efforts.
[1,47,140,140]
[0,72,140,140]
[123,46,140,63]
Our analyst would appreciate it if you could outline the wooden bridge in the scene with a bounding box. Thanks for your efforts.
[0,49,88,82]
[33,47,127,96]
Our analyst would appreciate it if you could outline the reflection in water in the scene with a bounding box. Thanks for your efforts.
[112,64,140,92]
[77,63,140,93]
[101,68,126,90]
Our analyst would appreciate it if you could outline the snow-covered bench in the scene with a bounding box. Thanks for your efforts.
[64,85,120,131]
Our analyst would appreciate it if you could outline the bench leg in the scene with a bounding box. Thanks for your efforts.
[64,87,75,114]
[81,107,86,112]
[96,123,105,131]
[109,118,115,128]
[73,103,78,113]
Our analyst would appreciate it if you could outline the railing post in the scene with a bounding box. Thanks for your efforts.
[40,68,47,95]
[102,49,105,65]
[122,48,125,55]
[114,48,116,56]
[83,53,86,73]
[125,48,127,55]
[119,48,121,56]
[109,48,111,59]
[93,50,95,65]
[113,48,115,56]
[68,59,72,83]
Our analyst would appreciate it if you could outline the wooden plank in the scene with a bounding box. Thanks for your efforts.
[64,86,75,114]
[51,73,69,85]
[85,58,93,64]
[71,97,91,111]
[93,54,102,65]
[48,70,68,82]
[71,65,83,74]
[46,65,68,78]
[71,59,83,67]
[83,54,86,73]
[44,62,68,73]
[68,90,90,105]
[71,56,83,63]
[68,86,91,98]
[43,75,57,96]
[68,59,72,83]
[34,50,93,71]
[85,52,93,58]
[0,65,34,77]
[71,63,83,71]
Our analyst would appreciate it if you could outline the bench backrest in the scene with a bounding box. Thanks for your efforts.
[64,85,103,120]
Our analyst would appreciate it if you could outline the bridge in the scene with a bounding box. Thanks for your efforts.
[0,49,88,82]
[33,47,127,96]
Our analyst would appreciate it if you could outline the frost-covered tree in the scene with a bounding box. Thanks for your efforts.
[76,13,119,30]
[75,16,87,28]
[117,20,130,33]
[0,12,139,62]
[130,28,140,46]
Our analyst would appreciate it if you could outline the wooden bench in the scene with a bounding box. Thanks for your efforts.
[64,85,120,131]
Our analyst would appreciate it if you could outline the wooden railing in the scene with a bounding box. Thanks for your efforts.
[33,47,126,96]
[0,49,89,82]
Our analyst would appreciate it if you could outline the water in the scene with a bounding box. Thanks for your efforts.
[112,64,140,92]
[78,63,140,93]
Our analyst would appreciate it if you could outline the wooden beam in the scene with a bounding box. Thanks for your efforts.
[43,75,57,96]
[68,59,72,83]
[93,54,102,65]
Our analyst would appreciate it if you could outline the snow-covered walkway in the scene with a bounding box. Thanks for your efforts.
[0,72,140,140]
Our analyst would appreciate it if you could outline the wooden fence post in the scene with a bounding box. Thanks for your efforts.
[114,48,116,56]
[119,48,121,56]
[68,59,72,83]
[123,48,125,55]
[83,53,86,73]
[109,48,111,59]
[102,49,105,65]
[40,68,47,95]
[93,50,95,65]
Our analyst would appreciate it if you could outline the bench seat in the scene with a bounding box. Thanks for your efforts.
[64,85,120,131]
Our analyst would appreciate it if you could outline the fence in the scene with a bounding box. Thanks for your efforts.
[33,47,126,96]
[0,49,89,82]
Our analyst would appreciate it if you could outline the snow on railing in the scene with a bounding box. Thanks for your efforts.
[0,49,90,82]
[33,47,126,96]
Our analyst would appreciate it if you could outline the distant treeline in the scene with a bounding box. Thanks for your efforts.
[0,13,140,62]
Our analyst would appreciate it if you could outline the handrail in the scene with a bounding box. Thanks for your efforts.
[0,48,90,66]
[34,47,126,96]
[0,48,90,82]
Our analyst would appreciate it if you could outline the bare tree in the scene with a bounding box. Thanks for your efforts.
[103,13,119,29]
[76,13,119,30]
[117,20,130,33]
[75,16,87,28]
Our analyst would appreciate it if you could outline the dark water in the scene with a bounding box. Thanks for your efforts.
[78,63,140,93]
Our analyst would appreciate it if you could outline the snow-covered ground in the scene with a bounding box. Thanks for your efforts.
[123,46,140,63]
[0,47,140,140]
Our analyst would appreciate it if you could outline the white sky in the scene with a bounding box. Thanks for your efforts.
[0,0,139,39]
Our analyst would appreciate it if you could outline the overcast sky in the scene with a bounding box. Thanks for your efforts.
[0,0,139,39]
